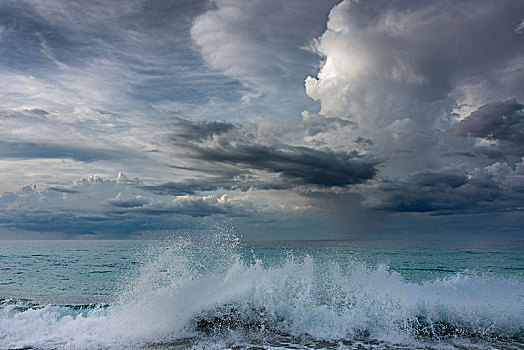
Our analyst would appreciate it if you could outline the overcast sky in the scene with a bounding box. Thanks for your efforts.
[1,0,523,239]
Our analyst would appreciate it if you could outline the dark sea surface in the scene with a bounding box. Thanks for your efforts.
[1,234,523,349]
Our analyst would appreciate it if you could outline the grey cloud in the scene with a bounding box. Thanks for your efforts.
[1,109,50,120]
[515,19,524,33]
[451,100,524,143]
[110,194,250,218]
[0,0,239,184]
[0,209,112,235]
[0,141,135,162]
[276,113,356,138]
[303,116,355,138]
[142,175,292,196]
[188,142,378,188]
[409,171,468,189]
[357,166,524,214]
[141,170,262,196]
[170,197,228,217]
[24,108,49,117]
[107,195,150,208]
[449,100,524,159]
[0,174,251,235]
[142,179,221,196]
[170,116,236,142]
[0,208,188,236]
[168,117,379,190]
[444,147,507,160]
[14,0,237,107]
[117,207,225,217]
[126,194,246,218]
[304,118,354,137]
[47,187,81,194]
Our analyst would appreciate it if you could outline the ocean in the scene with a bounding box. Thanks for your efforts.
[1,231,523,349]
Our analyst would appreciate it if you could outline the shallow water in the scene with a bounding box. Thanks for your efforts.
[0,233,523,349]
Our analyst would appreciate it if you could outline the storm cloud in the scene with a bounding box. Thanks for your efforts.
[450,100,524,158]
[188,142,378,188]
[169,117,379,189]
[451,100,524,142]
[357,163,524,214]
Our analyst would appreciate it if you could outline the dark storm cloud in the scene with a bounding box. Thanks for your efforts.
[170,117,236,142]
[189,142,378,188]
[0,141,134,162]
[358,167,524,214]
[449,100,524,159]
[451,100,524,143]
[167,117,379,190]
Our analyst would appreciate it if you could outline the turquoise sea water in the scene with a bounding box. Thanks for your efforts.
[1,234,523,349]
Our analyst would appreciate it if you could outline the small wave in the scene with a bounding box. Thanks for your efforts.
[1,233,523,349]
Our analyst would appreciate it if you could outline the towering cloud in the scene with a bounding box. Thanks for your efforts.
[305,0,524,175]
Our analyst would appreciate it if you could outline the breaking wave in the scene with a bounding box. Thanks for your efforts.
[1,232,523,349]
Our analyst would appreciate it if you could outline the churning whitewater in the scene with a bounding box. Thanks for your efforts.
[1,233,523,349]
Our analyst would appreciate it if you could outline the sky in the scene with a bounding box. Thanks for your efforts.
[0,0,523,239]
